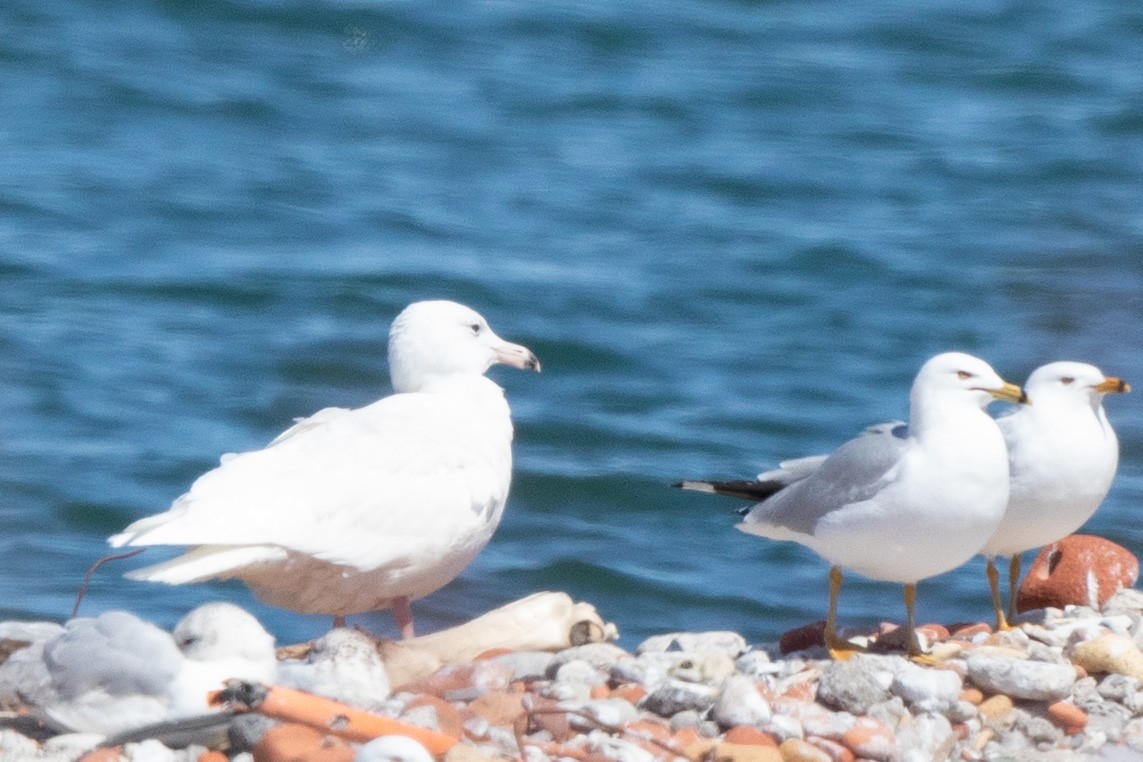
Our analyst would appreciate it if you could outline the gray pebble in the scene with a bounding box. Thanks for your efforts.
[817,655,894,714]
[668,652,737,684]
[895,713,953,762]
[555,659,606,686]
[640,679,716,717]
[711,675,771,728]
[610,654,670,692]
[579,698,638,728]
[966,655,1076,701]
[669,709,702,732]
[1087,701,1134,740]
[755,713,797,741]
[891,660,962,714]
[1101,675,1143,703]
[735,650,780,678]
[698,720,721,738]
[1016,712,1064,748]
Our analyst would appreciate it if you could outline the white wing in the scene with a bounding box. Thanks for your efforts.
[111,391,512,572]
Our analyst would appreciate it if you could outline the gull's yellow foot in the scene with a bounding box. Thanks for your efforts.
[986,558,1014,631]
[825,629,867,661]
[903,583,941,666]
[825,566,866,660]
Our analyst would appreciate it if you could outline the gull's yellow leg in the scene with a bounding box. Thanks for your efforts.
[825,566,865,660]
[1007,553,1022,626]
[987,557,1011,631]
[905,582,939,665]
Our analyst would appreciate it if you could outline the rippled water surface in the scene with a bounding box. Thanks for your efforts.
[1,0,1142,647]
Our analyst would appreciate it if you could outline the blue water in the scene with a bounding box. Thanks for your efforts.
[1,0,1142,649]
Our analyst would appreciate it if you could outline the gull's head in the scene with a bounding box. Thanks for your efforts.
[388,300,541,393]
[173,602,276,666]
[913,352,1027,410]
[1024,361,1130,409]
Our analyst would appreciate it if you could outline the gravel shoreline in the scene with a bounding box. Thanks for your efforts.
[7,590,1143,762]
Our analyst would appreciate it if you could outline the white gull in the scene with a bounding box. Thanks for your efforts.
[21,602,276,737]
[678,352,1026,658]
[110,300,540,637]
[981,361,1129,629]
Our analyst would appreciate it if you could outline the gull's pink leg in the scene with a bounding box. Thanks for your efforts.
[394,596,415,639]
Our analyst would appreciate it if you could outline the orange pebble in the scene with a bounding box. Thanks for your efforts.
[917,623,950,641]
[724,725,778,747]
[253,723,355,762]
[589,684,610,700]
[959,687,985,705]
[77,749,123,762]
[1046,701,1088,734]
[611,683,647,703]
[198,752,228,762]
[950,622,993,639]
[807,736,855,762]
[405,693,466,740]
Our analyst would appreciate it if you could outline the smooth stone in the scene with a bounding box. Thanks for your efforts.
[712,675,772,728]
[669,709,702,732]
[893,713,953,762]
[778,738,831,762]
[636,631,747,658]
[1046,700,1088,732]
[554,658,607,686]
[736,651,780,679]
[708,741,782,762]
[466,690,526,727]
[1071,634,1143,682]
[816,655,894,715]
[965,655,1076,701]
[1098,674,1142,702]
[1014,711,1064,748]
[1018,535,1140,613]
[774,699,855,741]
[610,656,669,692]
[761,713,804,742]
[890,660,962,713]
[578,698,638,728]
[639,679,717,717]
[839,716,895,761]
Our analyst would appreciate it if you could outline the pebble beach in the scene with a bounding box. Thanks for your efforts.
[8,586,1143,762]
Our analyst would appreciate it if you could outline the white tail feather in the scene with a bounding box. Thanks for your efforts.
[125,545,288,584]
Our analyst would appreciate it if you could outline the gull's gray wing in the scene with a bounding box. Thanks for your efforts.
[740,422,910,535]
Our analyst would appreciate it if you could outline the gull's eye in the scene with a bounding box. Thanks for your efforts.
[1060,377,1074,385]
[470,323,481,335]
[956,370,972,380]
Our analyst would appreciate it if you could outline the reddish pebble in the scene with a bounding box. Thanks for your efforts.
[779,620,827,653]
[1017,534,1140,612]
[590,684,610,700]
[530,708,572,742]
[840,717,895,761]
[916,623,950,641]
[465,689,525,727]
[405,693,466,739]
[949,622,992,639]
[253,724,354,762]
[724,725,779,747]
[611,683,647,703]
[807,735,856,762]
[77,749,123,762]
[1046,701,1089,734]
[198,753,228,762]
[399,660,512,698]
[783,680,815,702]
[625,717,672,741]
